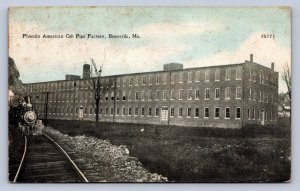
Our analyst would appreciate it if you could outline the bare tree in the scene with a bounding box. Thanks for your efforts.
[281,63,291,113]
[86,58,113,126]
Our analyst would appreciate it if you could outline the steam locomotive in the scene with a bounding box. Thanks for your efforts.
[9,96,40,135]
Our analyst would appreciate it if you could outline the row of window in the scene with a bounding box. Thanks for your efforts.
[247,108,275,121]
[24,67,245,93]
[36,105,275,121]
[31,87,276,103]
[249,69,277,86]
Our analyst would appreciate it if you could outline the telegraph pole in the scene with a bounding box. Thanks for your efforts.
[73,82,77,120]
[45,92,49,126]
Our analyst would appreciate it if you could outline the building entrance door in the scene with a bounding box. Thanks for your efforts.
[161,106,169,121]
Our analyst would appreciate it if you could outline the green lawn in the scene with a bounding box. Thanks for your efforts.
[47,119,291,182]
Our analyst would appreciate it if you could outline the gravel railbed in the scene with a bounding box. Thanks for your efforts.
[43,126,168,182]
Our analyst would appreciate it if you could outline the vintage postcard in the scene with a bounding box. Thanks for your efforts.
[8,7,291,183]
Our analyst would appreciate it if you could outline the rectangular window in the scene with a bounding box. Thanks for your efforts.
[135,107,138,116]
[123,77,127,86]
[225,68,231,80]
[178,107,183,117]
[171,89,175,100]
[187,107,192,117]
[148,91,152,101]
[117,78,120,87]
[195,108,199,118]
[252,71,256,82]
[215,107,220,119]
[205,88,210,100]
[195,71,200,82]
[179,72,183,83]
[205,70,210,82]
[163,74,168,84]
[129,77,134,86]
[236,107,241,119]
[188,72,192,82]
[156,75,160,84]
[259,72,262,83]
[249,88,252,100]
[122,107,126,116]
[170,108,175,117]
[128,107,132,116]
[215,88,220,100]
[204,108,209,118]
[142,76,146,85]
[171,73,175,83]
[141,91,145,101]
[225,107,230,119]
[247,108,251,119]
[163,90,168,100]
[141,107,145,116]
[149,75,153,85]
[135,91,139,101]
[110,108,114,115]
[148,107,152,116]
[188,89,192,100]
[215,69,220,81]
[259,91,262,101]
[195,89,200,100]
[116,92,120,101]
[252,109,255,120]
[236,67,242,80]
[105,107,109,115]
[134,76,138,86]
[128,91,131,101]
[116,107,120,115]
[236,87,241,99]
[225,87,230,99]
[156,90,160,100]
[155,107,159,117]
[122,91,126,101]
[179,89,183,100]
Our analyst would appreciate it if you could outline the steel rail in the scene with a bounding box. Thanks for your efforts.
[43,133,89,182]
[13,135,27,183]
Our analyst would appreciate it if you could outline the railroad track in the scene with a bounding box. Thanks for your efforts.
[12,133,89,183]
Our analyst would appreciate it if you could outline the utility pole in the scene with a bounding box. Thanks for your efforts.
[73,82,77,120]
[113,76,116,123]
[45,92,49,126]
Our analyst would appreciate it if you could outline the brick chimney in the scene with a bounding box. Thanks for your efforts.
[271,62,274,70]
[250,54,253,62]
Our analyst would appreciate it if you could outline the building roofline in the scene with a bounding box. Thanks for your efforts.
[245,60,278,73]
[22,62,246,85]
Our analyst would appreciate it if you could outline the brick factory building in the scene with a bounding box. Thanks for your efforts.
[21,54,278,128]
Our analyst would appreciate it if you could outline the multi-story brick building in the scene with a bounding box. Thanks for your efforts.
[22,54,278,128]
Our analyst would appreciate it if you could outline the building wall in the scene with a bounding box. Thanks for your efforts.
[23,61,278,128]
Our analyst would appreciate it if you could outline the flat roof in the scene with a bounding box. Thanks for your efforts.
[22,61,274,85]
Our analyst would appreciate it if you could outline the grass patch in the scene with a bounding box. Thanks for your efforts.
[47,119,291,182]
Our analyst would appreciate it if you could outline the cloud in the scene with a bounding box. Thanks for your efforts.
[9,21,187,83]
[184,32,291,93]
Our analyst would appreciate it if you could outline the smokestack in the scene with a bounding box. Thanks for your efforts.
[83,64,91,79]
[271,62,274,70]
[250,54,253,62]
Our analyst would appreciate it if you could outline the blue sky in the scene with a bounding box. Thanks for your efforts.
[9,7,291,92]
